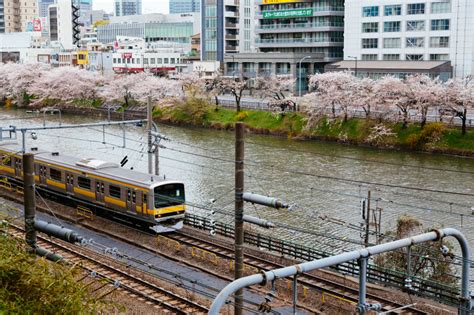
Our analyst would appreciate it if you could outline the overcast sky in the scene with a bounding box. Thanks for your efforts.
[93,0,169,14]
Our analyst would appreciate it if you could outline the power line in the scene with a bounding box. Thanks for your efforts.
[245,140,474,175]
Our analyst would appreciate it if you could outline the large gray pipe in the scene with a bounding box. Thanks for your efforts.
[242,192,288,209]
[34,220,84,244]
[208,228,472,315]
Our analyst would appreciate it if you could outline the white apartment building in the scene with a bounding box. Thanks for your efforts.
[344,0,474,77]
[111,50,188,74]
[49,0,75,50]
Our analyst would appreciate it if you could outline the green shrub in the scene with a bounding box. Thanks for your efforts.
[0,235,117,314]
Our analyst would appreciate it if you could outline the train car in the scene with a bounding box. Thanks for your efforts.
[0,142,185,233]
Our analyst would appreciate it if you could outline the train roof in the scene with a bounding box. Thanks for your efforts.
[0,142,182,189]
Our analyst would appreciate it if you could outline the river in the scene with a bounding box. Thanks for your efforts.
[1,108,473,255]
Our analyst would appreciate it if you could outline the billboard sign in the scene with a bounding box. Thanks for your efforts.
[122,53,133,59]
[263,8,313,19]
[262,0,305,4]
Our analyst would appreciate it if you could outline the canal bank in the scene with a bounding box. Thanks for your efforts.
[48,104,474,158]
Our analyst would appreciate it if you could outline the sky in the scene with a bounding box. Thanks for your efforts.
[92,0,169,14]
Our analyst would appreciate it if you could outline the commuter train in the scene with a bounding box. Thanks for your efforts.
[0,142,185,233]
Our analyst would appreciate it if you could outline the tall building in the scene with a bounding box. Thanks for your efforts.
[255,0,344,70]
[49,0,77,50]
[39,0,55,18]
[1,0,38,33]
[170,0,200,14]
[344,0,474,78]
[201,0,256,62]
[114,0,142,17]
[76,0,93,26]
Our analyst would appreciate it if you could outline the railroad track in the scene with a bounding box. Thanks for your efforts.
[169,231,428,314]
[5,223,208,315]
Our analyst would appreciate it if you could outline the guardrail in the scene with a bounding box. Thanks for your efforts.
[184,213,460,306]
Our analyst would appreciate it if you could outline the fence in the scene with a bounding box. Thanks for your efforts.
[184,213,460,306]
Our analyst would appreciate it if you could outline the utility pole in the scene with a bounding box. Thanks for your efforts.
[147,96,153,175]
[23,153,37,250]
[365,190,371,247]
[234,122,245,315]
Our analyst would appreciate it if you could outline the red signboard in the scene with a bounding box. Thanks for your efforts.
[122,53,132,59]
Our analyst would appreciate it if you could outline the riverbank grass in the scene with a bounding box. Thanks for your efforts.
[155,105,474,156]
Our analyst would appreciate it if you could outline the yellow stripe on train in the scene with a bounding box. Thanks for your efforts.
[0,166,15,174]
[46,179,66,190]
[156,205,186,215]
[104,196,126,208]
[73,187,96,198]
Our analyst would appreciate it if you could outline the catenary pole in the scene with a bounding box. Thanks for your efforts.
[23,153,37,250]
[365,190,371,247]
[234,122,245,315]
[147,96,153,175]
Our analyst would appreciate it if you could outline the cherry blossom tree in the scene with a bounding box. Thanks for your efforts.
[176,73,207,99]
[133,75,183,108]
[29,66,101,107]
[309,72,357,121]
[375,76,414,128]
[219,75,253,112]
[353,77,377,119]
[0,63,46,106]
[101,72,148,108]
[443,77,474,135]
[255,75,296,112]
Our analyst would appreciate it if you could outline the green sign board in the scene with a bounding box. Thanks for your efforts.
[263,8,313,19]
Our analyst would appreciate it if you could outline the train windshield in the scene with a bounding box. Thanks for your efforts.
[154,184,185,208]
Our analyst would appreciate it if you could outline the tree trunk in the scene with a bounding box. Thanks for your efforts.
[214,96,219,111]
[402,109,408,129]
[332,102,335,118]
[343,108,348,122]
[364,105,370,119]
[236,97,241,112]
[420,107,428,129]
[462,108,467,135]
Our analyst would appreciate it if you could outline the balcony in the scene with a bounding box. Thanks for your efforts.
[255,37,343,48]
[257,7,344,18]
[225,45,238,51]
[256,22,344,34]
[225,34,238,40]
[225,22,238,28]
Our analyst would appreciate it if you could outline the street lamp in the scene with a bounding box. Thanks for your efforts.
[298,55,312,97]
[348,55,358,78]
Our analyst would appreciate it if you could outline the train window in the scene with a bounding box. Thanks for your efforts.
[154,184,185,208]
[101,183,104,194]
[96,183,100,192]
[143,194,147,204]
[109,185,121,199]
[78,177,91,190]
[132,191,136,203]
[15,159,22,169]
[0,155,11,166]
[50,168,62,182]
[127,189,131,201]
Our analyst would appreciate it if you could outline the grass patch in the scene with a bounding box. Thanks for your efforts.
[154,99,474,155]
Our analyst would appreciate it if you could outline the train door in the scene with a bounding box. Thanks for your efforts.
[125,188,136,213]
[14,157,22,177]
[38,165,47,185]
[95,180,105,203]
[65,172,74,194]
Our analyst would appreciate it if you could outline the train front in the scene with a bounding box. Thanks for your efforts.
[149,181,186,233]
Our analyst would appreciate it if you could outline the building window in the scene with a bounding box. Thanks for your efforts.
[150,58,156,64]
[431,19,450,31]
[406,54,424,61]
[362,22,378,33]
[407,3,425,15]
[113,58,117,63]
[430,36,449,48]
[109,185,121,199]
[384,5,401,16]
[383,54,400,60]
[144,58,148,64]
[406,20,425,31]
[361,54,378,61]
[406,37,425,48]
[384,21,401,32]
[362,6,379,17]
[157,58,162,63]
[431,1,451,14]
[430,54,449,61]
[362,38,378,49]
[383,38,402,48]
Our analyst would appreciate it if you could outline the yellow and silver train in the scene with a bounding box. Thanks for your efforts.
[0,142,185,233]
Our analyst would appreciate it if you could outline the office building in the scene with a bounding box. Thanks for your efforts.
[97,13,199,46]
[39,0,55,18]
[49,0,75,50]
[344,0,474,78]
[76,0,93,26]
[1,0,38,33]
[114,0,142,17]
[201,0,256,62]
[170,0,200,14]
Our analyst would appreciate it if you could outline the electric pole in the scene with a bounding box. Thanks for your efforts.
[365,190,371,247]
[234,122,245,315]
[147,96,153,175]
[23,153,37,250]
